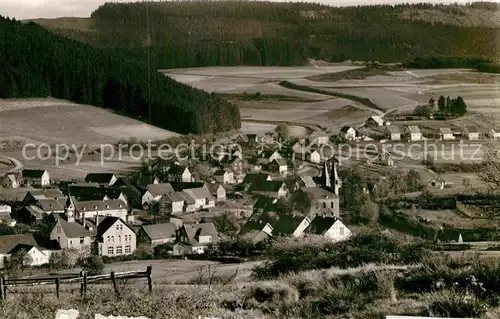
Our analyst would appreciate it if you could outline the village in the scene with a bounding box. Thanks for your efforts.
[0,92,497,270]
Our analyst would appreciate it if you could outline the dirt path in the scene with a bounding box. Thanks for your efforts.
[0,155,23,176]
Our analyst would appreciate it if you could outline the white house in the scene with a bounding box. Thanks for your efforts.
[489,128,500,139]
[463,126,480,140]
[95,216,136,257]
[50,212,93,252]
[386,126,401,141]
[405,125,422,141]
[178,223,220,254]
[158,192,185,215]
[2,173,19,188]
[0,234,55,268]
[308,150,321,164]
[258,150,283,164]
[74,199,128,220]
[214,169,234,184]
[167,165,193,183]
[305,216,351,242]
[207,183,226,202]
[269,159,288,176]
[340,126,356,140]
[141,183,175,206]
[22,169,50,187]
[439,128,454,140]
[181,187,215,211]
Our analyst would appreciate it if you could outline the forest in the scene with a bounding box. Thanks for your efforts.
[36,1,500,69]
[0,16,241,134]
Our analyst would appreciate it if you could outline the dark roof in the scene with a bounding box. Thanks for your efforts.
[249,180,285,193]
[239,211,278,235]
[85,173,116,184]
[0,234,37,254]
[273,215,308,235]
[25,189,66,201]
[300,187,337,199]
[168,165,188,175]
[141,223,177,240]
[170,182,206,192]
[36,198,66,212]
[68,185,107,201]
[96,216,133,239]
[146,183,175,196]
[253,196,278,213]
[55,215,94,238]
[340,126,355,133]
[243,173,270,185]
[259,150,279,159]
[160,191,184,203]
[75,199,127,212]
[306,216,338,235]
[22,169,47,178]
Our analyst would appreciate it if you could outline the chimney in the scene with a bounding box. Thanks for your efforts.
[82,212,86,228]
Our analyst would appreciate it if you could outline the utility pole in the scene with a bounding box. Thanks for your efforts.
[146,2,152,124]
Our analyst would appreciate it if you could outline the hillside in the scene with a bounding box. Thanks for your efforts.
[0,16,240,134]
[29,1,500,69]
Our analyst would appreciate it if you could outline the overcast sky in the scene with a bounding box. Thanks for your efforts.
[3,0,499,20]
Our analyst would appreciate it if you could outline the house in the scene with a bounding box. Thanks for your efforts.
[214,169,234,185]
[167,165,193,183]
[0,205,15,226]
[386,126,401,141]
[269,159,288,176]
[170,182,207,192]
[365,115,384,127]
[232,150,243,161]
[84,173,118,187]
[0,234,59,268]
[305,216,351,242]
[158,192,185,215]
[35,198,66,214]
[439,128,454,140]
[489,128,500,139]
[243,172,271,187]
[238,211,276,244]
[405,126,422,141]
[258,150,283,164]
[141,183,175,206]
[1,173,19,188]
[463,126,480,140]
[272,215,311,237]
[253,196,279,214]
[292,140,305,154]
[94,216,136,257]
[339,126,356,141]
[15,205,45,225]
[308,150,321,164]
[50,211,94,252]
[73,198,128,220]
[23,189,66,205]
[180,187,216,212]
[22,169,50,187]
[299,187,339,218]
[177,223,220,254]
[249,181,288,198]
[207,183,226,202]
[220,156,244,173]
[138,223,177,248]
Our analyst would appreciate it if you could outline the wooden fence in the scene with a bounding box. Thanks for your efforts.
[0,266,152,299]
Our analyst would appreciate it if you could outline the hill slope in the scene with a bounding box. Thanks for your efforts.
[0,16,240,134]
[29,1,500,68]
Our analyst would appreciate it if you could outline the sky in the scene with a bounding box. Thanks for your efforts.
[3,0,499,20]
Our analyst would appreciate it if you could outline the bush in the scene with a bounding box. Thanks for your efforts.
[425,291,488,318]
[81,255,104,276]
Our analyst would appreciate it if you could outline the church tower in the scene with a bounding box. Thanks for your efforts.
[322,157,341,196]
[65,190,75,223]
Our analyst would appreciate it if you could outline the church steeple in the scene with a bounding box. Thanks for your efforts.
[322,157,341,196]
[65,188,75,223]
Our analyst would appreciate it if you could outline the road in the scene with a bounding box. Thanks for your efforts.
[0,155,23,176]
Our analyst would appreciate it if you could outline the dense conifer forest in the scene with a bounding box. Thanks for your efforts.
[34,1,500,69]
[0,16,241,134]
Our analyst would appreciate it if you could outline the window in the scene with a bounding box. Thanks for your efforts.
[80,237,84,244]
[56,226,61,233]
[116,225,119,230]
[69,240,72,245]
[125,246,131,254]
[331,202,334,209]
[107,247,113,255]
[118,235,121,242]
[323,202,327,209]
[339,227,344,236]
[116,246,122,254]
[107,236,110,242]
[120,225,123,230]
[111,236,114,242]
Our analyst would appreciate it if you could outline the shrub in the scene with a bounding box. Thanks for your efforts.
[81,255,104,276]
[425,291,488,317]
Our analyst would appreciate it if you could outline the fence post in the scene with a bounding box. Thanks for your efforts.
[55,277,60,299]
[146,266,152,293]
[110,271,120,299]
[208,265,211,285]
[83,272,87,298]
[79,271,85,298]
[0,276,4,300]
[3,275,6,299]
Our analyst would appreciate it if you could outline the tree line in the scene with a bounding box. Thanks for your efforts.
[37,1,499,68]
[0,16,240,134]
[414,96,467,119]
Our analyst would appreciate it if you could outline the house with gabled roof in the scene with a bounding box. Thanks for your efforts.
[22,169,50,187]
[299,187,339,218]
[269,158,288,176]
[257,150,283,165]
[253,196,279,214]
[219,155,244,173]
[167,165,193,183]
[181,187,215,211]
[158,191,185,215]
[1,173,20,188]
[23,189,66,204]
[84,173,118,187]
[365,115,384,127]
[439,127,454,140]
[463,126,479,140]
[94,216,136,257]
[207,183,226,202]
[73,198,128,220]
[238,211,277,244]
[0,234,60,268]
[214,169,234,185]
[138,223,177,248]
[305,216,351,242]
[50,213,94,252]
[141,183,175,206]
[489,128,500,140]
[386,126,401,141]
[272,215,311,237]
[177,223,220,254]
[340,126,356,141]
[308,150,321,164]
[405,125,422,141]
[243,172,271,187]
[249,180,288,198]
[35,198,66,214]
